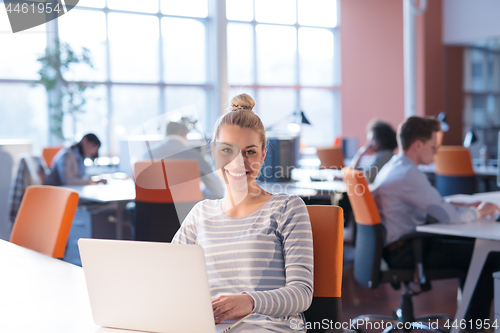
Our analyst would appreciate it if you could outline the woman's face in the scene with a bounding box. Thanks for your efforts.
[82,138,99,159]
[215,125,266,191]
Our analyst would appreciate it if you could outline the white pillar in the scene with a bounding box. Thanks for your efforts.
[403,0,427,118]
[208,0,229,132]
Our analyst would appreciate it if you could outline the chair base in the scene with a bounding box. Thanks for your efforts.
[351,313,452,333]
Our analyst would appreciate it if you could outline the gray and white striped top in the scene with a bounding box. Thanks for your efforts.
[172,193,314,333]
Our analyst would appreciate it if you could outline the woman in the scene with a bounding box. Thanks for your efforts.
[350,119,397,183]
[172,94,313,333]
[45,133,106,185]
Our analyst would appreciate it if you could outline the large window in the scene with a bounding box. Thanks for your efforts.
[0,0,341,154]
[0,5,48,153]
[226,0,340,147]
[57,1,210,155]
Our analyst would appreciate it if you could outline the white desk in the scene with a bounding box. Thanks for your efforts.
[418,163,498,177]
[65,179,135,240]
[0,239,272,333]
[0,239,98,332]
[416,192,500,333]
[66,173,349,240]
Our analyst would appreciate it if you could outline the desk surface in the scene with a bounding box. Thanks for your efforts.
[416,218,500,241]
[416,191,500,241]
[66,169,349,204]
[418,163,498,177]
[415,192,500,333]
[0,240,272,333]
[64,179,136,203]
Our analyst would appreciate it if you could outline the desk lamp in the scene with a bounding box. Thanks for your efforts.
[437,112,449,132]
[463,127,478,148]
[267,110,311,132]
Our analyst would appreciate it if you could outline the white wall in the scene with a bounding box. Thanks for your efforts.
[443,0,500,45]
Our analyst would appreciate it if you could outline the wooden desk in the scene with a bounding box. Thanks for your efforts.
[416,192,500,333]
[0,240,273,333]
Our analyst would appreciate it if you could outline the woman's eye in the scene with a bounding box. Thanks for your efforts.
[246,150,256,155]
[221,148,232,153]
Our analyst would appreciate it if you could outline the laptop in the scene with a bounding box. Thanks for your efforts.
[78,239,250,333]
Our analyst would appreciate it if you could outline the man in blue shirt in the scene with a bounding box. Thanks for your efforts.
[372,116,500,331]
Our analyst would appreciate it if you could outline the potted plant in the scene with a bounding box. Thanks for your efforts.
[36,40,95,142]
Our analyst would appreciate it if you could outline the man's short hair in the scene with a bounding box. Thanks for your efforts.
[166,122,189,137]
[398,116,441,151]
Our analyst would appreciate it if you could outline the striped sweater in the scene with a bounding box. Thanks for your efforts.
[172,193,314,332]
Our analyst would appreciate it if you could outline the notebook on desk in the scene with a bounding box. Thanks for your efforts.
[78,239,250,333]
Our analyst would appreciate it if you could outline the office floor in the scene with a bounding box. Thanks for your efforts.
[341,243,468,332]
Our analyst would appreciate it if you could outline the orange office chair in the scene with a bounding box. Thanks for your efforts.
[42,146,63,168]
[304,205,344,332]
[10,185,79,258]
[316,147,345,169]
[342,167,462,332]
[134,159,203,242]
[434,146,476,196]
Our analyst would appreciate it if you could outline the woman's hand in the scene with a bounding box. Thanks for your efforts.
[212,294,254,324]
[89,179,107,185]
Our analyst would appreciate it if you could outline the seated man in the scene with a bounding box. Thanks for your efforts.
[143,121,224,199]
[372,116,500,331]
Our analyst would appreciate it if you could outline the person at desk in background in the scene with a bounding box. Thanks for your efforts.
[372,116,500,331]
[172,94,313,333]
[45,133,107,186]
[350,119,397,183]
[143,121,224,199]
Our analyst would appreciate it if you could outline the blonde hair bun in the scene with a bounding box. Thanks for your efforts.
[230,93,255,112]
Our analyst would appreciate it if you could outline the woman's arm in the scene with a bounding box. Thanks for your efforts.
[245,196,314,317]
[60,151,90,185]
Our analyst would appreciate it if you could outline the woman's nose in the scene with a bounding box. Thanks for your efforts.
[227,153,244,168]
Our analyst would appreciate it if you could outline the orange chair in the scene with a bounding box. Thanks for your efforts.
[42,146,63,168]
[10,185,79,258]
[342,167,462,332]
[134,159,203,242]
[316,147,345,169]
[434,146,476,196]
[304,205,344,332]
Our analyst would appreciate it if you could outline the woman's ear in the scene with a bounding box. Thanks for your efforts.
[261,146,267,164]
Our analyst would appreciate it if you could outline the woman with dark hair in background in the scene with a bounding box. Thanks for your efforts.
[350,119,398,183]
[45,133,106,185]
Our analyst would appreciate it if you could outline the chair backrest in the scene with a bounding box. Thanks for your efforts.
[10,185,79,258]
[434,146,474,176]
[42,146,63,168]
[134,159,203,204]
[133,160,203,242]
[434,146,476,196]
[316,147,345,169]
[0,149,13,240]
[342,167,385,289]
[304,205,343,330]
